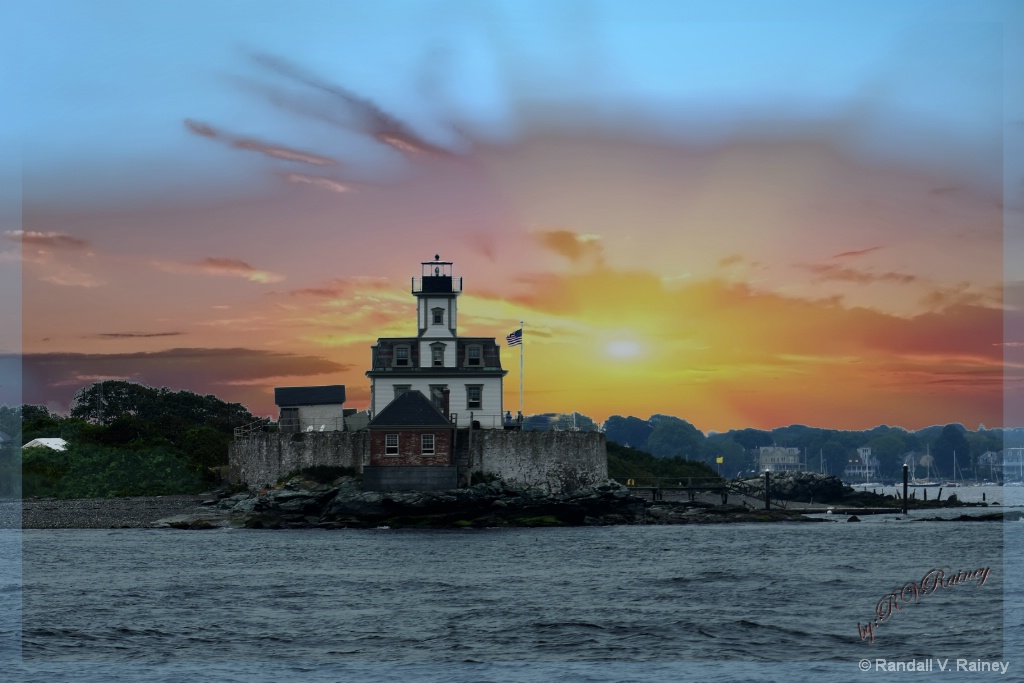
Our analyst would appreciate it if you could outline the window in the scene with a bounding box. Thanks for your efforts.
[385,433,399,456]
[466,385,482,410]
[431,344,445,367]
[421,433,435,455]
[279,407,299,433]
[430,385,448,411]
[394,346,410,366]
[466,345,481,366]
[432,308,444,325]
[394,385,411,399]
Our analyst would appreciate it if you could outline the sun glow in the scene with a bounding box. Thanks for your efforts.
[606,340,641,359]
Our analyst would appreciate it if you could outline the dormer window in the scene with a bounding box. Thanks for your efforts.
[432,307,444,325]
[394,345,410,367]
[466,345,482,367]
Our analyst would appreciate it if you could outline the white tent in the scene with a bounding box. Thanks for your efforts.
[22,437,68,451]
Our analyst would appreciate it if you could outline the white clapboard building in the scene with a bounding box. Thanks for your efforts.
[366,255,508,429]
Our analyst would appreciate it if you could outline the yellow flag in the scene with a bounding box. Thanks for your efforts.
[716,457,724,464]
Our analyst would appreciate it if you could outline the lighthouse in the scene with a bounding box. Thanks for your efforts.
[366,255,508,428]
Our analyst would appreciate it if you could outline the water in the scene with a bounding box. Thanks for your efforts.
[2,519,1022,682]
[847,484,1024,507]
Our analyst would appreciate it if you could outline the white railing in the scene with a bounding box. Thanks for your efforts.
[234,417,346,439]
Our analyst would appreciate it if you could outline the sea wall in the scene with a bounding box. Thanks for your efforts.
[229,432,369,489]
[229,429,607,493]
[470,430,607,493]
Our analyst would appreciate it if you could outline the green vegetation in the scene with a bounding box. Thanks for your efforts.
[607,441,721,481]
[4,380,258,499]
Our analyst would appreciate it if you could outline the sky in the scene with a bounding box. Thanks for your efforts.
[2,0,1022,433]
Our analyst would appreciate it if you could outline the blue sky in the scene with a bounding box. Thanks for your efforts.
[2,0,1022,428]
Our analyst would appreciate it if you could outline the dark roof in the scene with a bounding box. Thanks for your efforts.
[274,385,346,407]
[369,390,452,428]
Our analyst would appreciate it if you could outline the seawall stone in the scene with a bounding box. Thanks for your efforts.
[229,429,607,494]
[228,431,368,490]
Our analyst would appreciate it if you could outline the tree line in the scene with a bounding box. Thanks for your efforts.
[0,381,258,498]
[602,414,1020,482]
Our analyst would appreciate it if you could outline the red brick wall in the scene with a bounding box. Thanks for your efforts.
[369,429,453,466]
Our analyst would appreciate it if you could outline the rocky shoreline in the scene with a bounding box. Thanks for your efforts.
[7,473,1017,530]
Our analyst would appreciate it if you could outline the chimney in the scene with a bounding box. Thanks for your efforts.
[441,388,451,421]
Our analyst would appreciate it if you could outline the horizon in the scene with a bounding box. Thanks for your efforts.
[2,1,1021,434]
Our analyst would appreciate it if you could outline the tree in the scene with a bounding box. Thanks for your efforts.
[730,428,773,451]
[602,415,654,450]
[820,440,850,477]
[931,424,970,479]
[645,415,705,459]
[70,381,158,425]
[702,434,749,477]
[867,434,906,480]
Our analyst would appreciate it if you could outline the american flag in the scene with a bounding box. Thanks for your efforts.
[506,328,522,346]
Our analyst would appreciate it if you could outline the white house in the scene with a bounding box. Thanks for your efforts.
[274,385,346,432]
[366,255,508,429]
[759,446,801,473]
[844,446,880,483]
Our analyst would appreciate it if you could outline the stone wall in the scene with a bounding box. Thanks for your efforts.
[229,431,369,489]
[363,466,459,492]
[470,430,607,493]
[229,429,607,493]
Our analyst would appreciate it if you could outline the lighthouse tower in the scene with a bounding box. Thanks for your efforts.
[366,255,508,428]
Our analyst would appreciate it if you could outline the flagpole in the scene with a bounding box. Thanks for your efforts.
[519,320,524,418]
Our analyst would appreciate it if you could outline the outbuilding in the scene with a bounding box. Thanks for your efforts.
[274,385,346,433]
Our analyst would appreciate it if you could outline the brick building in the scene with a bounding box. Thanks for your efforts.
[363,389,458,491]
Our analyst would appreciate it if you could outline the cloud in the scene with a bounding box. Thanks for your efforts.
[831,246,883,259]
[90,332,184,339]
[152,257,284,284]
[184,119,337,167]
[919,282,1002,311]
[798,263,918,285]
[285,276,392,299]
[40,268,104,288]
[279,172,353,194]
[18,347,350,413]
[535,229,604,263]
[3,230,90,250]
[248,51,460,156]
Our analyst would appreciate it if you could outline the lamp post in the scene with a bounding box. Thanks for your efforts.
[764,469,771,511]
[902,463,908,515]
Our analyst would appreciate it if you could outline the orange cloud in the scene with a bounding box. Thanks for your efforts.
[472,255,1008,430]
[152,257,285,284]
[799,263,918,285]
[535,229,604,263]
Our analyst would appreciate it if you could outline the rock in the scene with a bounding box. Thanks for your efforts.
[847,515,861,522]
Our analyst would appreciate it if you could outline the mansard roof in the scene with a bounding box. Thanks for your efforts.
[368,390,452,429]
[274,385,346,407]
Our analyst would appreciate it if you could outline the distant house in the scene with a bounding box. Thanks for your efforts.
[363,389,457,491]
[274,385,346,433]
[0,430,11,456]
[759,446,801,473]
[23,437,68,451]
[844,446,879,483]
